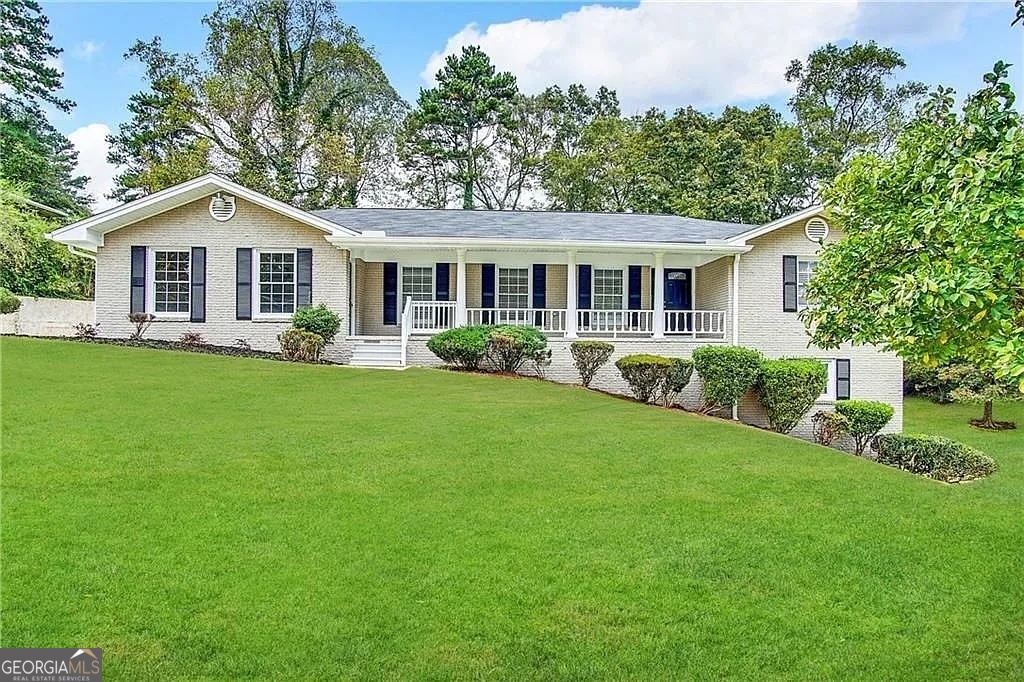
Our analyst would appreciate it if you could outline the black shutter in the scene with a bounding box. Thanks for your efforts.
[383,262,398,325]
[577,264,592,309]
[190,247,206,323]
[836,359,851,400]
[296,248,313,308]
[236,248,252,320]
[130,245,146,313]
[481,264,495,307]
[532,264,546,326]
[627,265,642,310]
[436,263,450,301]
[783,255,798,312]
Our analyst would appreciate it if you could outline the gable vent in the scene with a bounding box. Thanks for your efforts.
[805,217,829,242]
[209,194,237,222]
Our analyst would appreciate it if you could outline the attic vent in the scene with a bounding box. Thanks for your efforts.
[805,217,829,242]
[209,194,236,222]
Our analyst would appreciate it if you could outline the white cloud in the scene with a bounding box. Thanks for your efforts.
[69,123,119,212]
[72,40,103,61]
[422,0,967,112]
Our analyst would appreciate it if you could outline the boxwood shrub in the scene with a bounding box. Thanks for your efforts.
[569,340,615,387]
[0,288,21,314]
[872,433,996,482]
[659,358,694,406]
[615,354,672,403]
[279,328,325,363]
[426,325,492,370]
[486,325,547,373]
[757,358,828,433]
[692,345,763,414]
[292,304,341,344]
[835,400,895,455]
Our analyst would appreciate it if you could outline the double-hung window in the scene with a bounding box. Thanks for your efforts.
[258,250,296,315]
[401,266,433,302]
[797,259,818,307]
[819,359,836,401]
[498,267,530,308]
[152,250,191,316]
[592,268,624,310]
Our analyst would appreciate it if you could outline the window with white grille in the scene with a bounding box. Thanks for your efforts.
[153,250,190,314]
[593,268,624,310]
[797,259,818,307]
[498,268,530,308]
[401,266,434,302]
[258,251,296,315]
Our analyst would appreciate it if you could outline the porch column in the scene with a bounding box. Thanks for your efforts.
[565,250,578,339]
[455,249,467,326]
[731,253,741,420]
[350,256,358,336]
[653,252,665,338]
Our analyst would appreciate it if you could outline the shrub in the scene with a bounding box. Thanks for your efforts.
[73,322,99,339]
[692,345,763,414]
[615,354,672,403]
[835,400,895,455]
[531,347,553,378]
[234,338,253,352]
[292,304,341,344]
[179,331,206,346]
[486,325,547,373]
[903,360,955,403]
[756,358,828,433]
[127,312,155,340]
[427,325,492,370]
[278,328,325,363]
[659,358,694,407]
[873,434,996,482]
[0,288,21,314]
[570,341,615,387]
[811,410,850,447]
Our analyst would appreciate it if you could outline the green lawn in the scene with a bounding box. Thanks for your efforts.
[2,338,1022,680]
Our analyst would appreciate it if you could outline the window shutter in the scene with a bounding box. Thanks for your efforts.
[782,255,798,312]
[296,248,313,308]
[236,248,252,320]
[130,244,146,311]
[627,265,642,310]
[383,262,398,325]
[836,359,851,400]
[532,264,546,308]
[577,264,592,309]
[190,247,206,323]
[481,264,495,308]
[435,263,450,301]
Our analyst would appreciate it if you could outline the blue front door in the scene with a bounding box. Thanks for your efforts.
[664,269,692,332]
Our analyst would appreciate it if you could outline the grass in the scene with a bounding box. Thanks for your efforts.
[2,337,1022,680]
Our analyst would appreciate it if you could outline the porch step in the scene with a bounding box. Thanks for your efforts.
[350,340,404,369]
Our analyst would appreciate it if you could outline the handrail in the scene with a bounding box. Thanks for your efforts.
[399,295,413,367]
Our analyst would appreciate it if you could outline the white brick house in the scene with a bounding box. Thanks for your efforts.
[49,174,902,433]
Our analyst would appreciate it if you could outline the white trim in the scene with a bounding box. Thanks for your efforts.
[590,266,624,311]
[497,265,532,310]
[797,257,819,308]
[727,205,825,245]
[399,264,435,304]
[253,248,298,321]
[820,358,837,402]
[148,247,192,320]
[328,234,752,256]
[652,253,665,339]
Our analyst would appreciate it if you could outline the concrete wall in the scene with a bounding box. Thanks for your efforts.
[0,297,94,337]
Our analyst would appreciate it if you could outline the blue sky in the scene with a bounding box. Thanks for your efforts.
[41,1,1024,208]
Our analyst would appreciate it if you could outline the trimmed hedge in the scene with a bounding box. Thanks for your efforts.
[615,354,672,403]
[757,358,828,433]
[279,328,325,363]
[692,345,763,414]
[570,340,614,387]
[872,434,996,482]
[292,304,341,344]
[486,325,548,373]
[660,358,694,407]
[427,325,548,374]
[836,400,895,456]
[0,288,21,314]
[426,325,492,369]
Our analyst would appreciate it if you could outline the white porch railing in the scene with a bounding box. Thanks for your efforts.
[409,300,457,332]
[576,309,654,336]
[400,296,413,366]
[467,308,567,333]
[664,310,726,337]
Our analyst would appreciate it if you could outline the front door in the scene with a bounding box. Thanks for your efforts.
[664,269,693,332]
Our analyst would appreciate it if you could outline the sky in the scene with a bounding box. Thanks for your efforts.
[40,0,1024,210]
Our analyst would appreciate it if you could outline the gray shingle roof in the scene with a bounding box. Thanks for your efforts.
[311,208,753,243]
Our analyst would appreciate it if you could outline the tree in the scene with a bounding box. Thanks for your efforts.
[0,0,72,112]
[785,42,927,192]
[402,46,518,209]
[802,63,1024,415]
[940,363,1020,430]
[1014,0,1023,27]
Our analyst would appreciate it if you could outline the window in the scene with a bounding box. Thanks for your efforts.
[797,259,818,307]
[258,251,296,315]
[819,359,836,401]
[401,266,433,302]
[593,268,624,310]
[498,267,530,308]
[153,250,190,315]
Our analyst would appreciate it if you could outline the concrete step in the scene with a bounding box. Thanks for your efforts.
[350,341,404,369]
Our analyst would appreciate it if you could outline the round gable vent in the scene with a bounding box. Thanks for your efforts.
[805,216,829,242]
[209,193,237,221]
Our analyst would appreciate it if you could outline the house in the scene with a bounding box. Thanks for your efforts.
[48,174,902,434]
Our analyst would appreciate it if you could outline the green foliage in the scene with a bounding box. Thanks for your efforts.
[0,288,22,314]
[485,325,547,374]
[811,410,850,447]
[835,400,895,455]
[292,304,341,344]
[659,358,694,407]
[757,359,828,433]
[692,345,764,414]
[804,63,1024,393]
[569,340,614,387]
[615,354,673,404]
[426,325,492,370]
[178,331,207,347]
[904,360,958,403]
[0,0,72,112]
[873,434,996,483]
[278,328,325,363]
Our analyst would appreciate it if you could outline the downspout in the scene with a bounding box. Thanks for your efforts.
[731,253,741,420]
